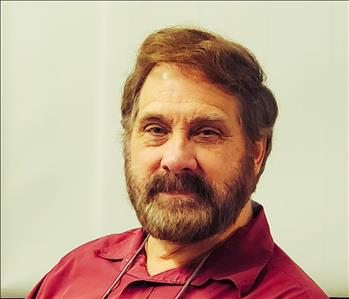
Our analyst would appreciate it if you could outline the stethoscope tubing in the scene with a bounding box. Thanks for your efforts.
[101,234,212,299]
[101,235,150,299]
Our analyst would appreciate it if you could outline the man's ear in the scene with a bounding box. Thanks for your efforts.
[252,137,267,176]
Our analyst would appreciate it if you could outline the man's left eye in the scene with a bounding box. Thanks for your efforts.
[197,129,221,137]
[195,128,222,138]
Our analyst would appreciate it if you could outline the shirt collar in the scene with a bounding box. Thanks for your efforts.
[95,228,146,261]
[191,202,275,297]
[95,202,274,297]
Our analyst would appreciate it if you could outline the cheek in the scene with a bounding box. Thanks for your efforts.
[130,144,162,177]
[196,144,244,182]
[196,149,226,180]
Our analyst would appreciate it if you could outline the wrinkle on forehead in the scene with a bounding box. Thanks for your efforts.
[138,101,231,125]
[137,63,242,127]
[141,64,231,103]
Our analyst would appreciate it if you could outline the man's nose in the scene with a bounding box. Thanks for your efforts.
[160,134,198,173]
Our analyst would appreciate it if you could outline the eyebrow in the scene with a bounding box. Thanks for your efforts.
[188,115,228,126]
[137,113,173,127]
[137,113,229,127]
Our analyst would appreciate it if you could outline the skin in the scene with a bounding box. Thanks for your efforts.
[129,63,266,276]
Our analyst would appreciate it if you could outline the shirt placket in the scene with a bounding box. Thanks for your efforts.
[117,280,155,299]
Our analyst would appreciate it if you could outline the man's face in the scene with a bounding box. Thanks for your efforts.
[124,63,258,244]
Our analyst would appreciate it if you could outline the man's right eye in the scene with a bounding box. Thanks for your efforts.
[144,125,167,136]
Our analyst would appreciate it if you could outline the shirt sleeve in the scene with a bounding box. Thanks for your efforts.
[25,273,49,299]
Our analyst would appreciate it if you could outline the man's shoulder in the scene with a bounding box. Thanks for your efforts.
[261,243,328,298]
[26,228,144,299]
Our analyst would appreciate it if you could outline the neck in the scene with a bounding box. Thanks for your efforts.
[145,200,253,276]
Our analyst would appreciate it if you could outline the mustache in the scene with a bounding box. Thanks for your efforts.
[146,172,214,202]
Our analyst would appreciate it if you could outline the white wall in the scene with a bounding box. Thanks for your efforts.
[1,1,348,297]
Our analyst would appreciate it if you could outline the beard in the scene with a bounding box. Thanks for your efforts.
[124,154,257,244]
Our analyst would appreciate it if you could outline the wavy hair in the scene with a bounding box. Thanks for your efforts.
[121,26,278,180]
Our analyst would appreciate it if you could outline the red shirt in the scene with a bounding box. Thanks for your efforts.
[26,204,328,299]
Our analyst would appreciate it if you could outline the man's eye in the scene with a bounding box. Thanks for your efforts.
[144,125,167,136]
[193,128,223,143]
[197,129,221,137]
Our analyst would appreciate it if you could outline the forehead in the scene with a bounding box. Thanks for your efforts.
[137,64,241,124]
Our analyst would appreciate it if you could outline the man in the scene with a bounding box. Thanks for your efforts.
[27,27,328,299]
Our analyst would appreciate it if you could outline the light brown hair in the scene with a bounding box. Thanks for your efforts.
[121,26,278,180]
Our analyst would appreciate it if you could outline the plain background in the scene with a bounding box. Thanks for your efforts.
[1,1,348,298]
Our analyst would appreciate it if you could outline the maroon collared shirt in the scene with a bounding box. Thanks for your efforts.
[27,204,328,299]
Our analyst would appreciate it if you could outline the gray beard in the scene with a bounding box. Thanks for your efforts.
[124,156,256,244]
